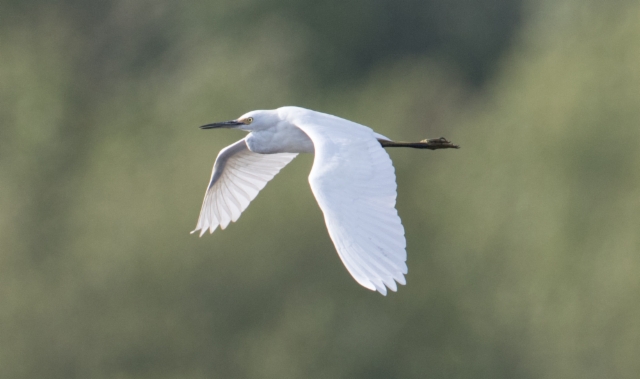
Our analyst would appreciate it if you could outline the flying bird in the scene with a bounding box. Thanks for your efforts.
[192,106,458,295]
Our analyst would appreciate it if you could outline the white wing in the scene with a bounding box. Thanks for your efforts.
[192,139,297,236]
[291,111,407,295]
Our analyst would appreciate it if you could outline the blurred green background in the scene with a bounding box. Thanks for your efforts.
[1,0,639,378]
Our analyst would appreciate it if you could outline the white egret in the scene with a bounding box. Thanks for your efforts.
[192,106,458,295]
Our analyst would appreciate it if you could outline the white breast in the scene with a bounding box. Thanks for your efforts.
[245,122,315,154]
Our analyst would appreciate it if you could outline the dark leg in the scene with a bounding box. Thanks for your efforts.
[378,137,460,150]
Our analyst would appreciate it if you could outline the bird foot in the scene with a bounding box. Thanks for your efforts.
[418,137,460,150]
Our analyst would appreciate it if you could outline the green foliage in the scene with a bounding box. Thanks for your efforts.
[1,0,638,378]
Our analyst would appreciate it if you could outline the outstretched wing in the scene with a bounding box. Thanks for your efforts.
[290,111,407,295]
[192,139,297,236]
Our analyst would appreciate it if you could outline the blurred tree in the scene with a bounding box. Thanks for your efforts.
[1,0,523,87]
[0,0,638,378]
[239,0,523,85]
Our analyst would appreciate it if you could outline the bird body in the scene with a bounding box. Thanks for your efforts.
[192,106,458,295]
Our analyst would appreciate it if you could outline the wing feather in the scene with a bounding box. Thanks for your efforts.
[289,109,407,295]
[192,139,297,236]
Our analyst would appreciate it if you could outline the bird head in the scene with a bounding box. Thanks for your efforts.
[199,110,279,132]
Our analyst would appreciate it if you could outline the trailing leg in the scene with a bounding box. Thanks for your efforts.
[378,137,459,150]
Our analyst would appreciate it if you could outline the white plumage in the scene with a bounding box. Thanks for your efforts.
[193,139,297,234]
[193,106,407,295]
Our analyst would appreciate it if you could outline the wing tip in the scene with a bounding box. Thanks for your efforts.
[190,226,211,237]
[369,274,407,296]
[191,228,204,237]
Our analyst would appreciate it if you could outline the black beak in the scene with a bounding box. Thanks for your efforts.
[199,120,244,129]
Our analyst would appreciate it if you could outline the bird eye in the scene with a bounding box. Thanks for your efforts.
[245,117,254,124]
